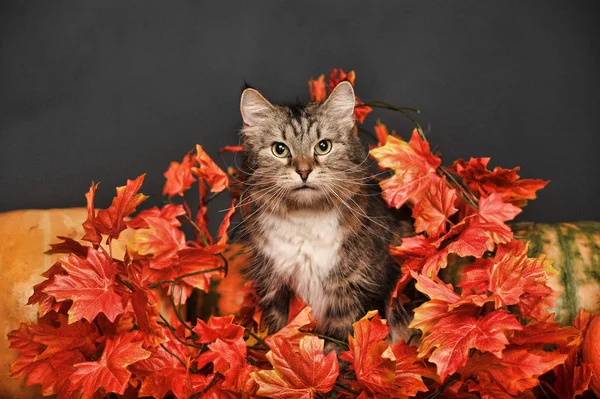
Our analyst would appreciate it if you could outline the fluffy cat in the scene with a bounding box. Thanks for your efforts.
[239,81,413,343]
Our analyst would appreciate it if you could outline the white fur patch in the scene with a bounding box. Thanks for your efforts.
[260,210,342,318]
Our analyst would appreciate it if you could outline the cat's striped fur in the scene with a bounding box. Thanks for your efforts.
[239,82,413,343]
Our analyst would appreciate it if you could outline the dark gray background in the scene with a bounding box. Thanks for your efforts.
[1,1,599,223]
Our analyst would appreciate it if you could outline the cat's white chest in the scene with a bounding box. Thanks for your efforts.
[260,211,343,318]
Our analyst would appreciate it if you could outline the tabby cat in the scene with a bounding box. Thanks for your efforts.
[239,81,413,343]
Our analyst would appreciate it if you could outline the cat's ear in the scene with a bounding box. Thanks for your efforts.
[240,88,274,127]
[322,81,355,123]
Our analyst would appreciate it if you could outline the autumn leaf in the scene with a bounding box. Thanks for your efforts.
[340,311,397,395]
[459,240,555,309]
[217,199,236,246]
[209,337,259,394]
[251,335,339,399]
[552,348,594,398]
[413,177,458,238]
[328,68,356,92]
[192,315,244,345]
[510,317,581,349]
[462,348,567,395]
[127,203,186,229]
[219,145,244,153]
[129,215,187,270]
[134,341,207,399]
[43,248,125,323]
[417,310,522,381]
[27,262,67,317]
[449,157,548,207]
[45,236,89,257]
[29,314,101,361]
[163,152,196,198]
[308,74,326,102]
[354,99,373,124]
[390,341,432,397]
[69,332,151,399]
[192,144,229,193]
[374,121,391,147]
[370,131,442,209]
[266,306,316,345]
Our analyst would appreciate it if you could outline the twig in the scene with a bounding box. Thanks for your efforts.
[157,313,204,349]
[333,382,359,396]
[424,373,459,399]
[245,328,270,349]
[148,266,226,288]
[160,343,186,368]
[115,274,134,292]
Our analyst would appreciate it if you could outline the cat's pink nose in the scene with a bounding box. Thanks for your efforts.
[296,168,312,183]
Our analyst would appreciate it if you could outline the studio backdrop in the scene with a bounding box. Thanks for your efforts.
[1,1,599,225]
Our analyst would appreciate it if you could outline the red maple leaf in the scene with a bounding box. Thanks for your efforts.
[163,152,196,198]
[216,199,237,246]
[43,248,125,323]
[127,204,186,229]
[340,311,397,395]
[390,341,433,397]
[373,121,391,147]
[308,74,326,102]
[134,341,207,399]
[192,144,229,193]
[459,240,555,309]
[413,177,458,238]
[68,332,151,399]
[129,216,187,270]
[462,348,567,395]
[192,315,244,345]
[219,145,244,153]
[251,335,339,399]
[83,175,148,244]
[552,347,594,398]
[27,262,67,317]
[417,310,523,381]
[209,337,259,394]
[29,314,101,361]
[370,131,442,209]
[328,68,356,92]
[449,157,548,207]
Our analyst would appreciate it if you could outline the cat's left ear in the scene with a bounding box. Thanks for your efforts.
[240,88,274,127]
[322,81,356,126]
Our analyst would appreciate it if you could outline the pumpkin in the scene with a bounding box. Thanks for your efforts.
[0,208,129,399]
[583,314,600,397]
[443,222,600,325]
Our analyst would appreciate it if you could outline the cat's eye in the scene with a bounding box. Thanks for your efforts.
[314,140,332,155]
[271,142,290,158]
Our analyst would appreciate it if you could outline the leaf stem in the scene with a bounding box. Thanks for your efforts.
[160,343,186,368]
[334,381,359,396]
[157,313,204,349]
[245,327,270,349]
[148,266,226,288]
[424,373,459,399]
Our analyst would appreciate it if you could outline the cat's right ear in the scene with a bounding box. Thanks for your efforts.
[240,88,274,127]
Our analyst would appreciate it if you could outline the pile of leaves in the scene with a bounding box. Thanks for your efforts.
[8,69,598,398]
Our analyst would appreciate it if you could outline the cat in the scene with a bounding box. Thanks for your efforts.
[238,81,414,344]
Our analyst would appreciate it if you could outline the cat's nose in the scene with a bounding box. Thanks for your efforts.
[296,168,312,183]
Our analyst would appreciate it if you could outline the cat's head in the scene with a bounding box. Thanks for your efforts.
[239,82,368,211]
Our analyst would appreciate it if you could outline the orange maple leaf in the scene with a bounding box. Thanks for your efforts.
[192,144,229,193]
[251,335,339,399]
[43,248,125,323]
[68,332,151,399]
[163,153,196,198]
[370,131,442,209]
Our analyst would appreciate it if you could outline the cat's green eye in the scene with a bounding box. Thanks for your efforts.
[314,139,332,155]
[271,142,290,158]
